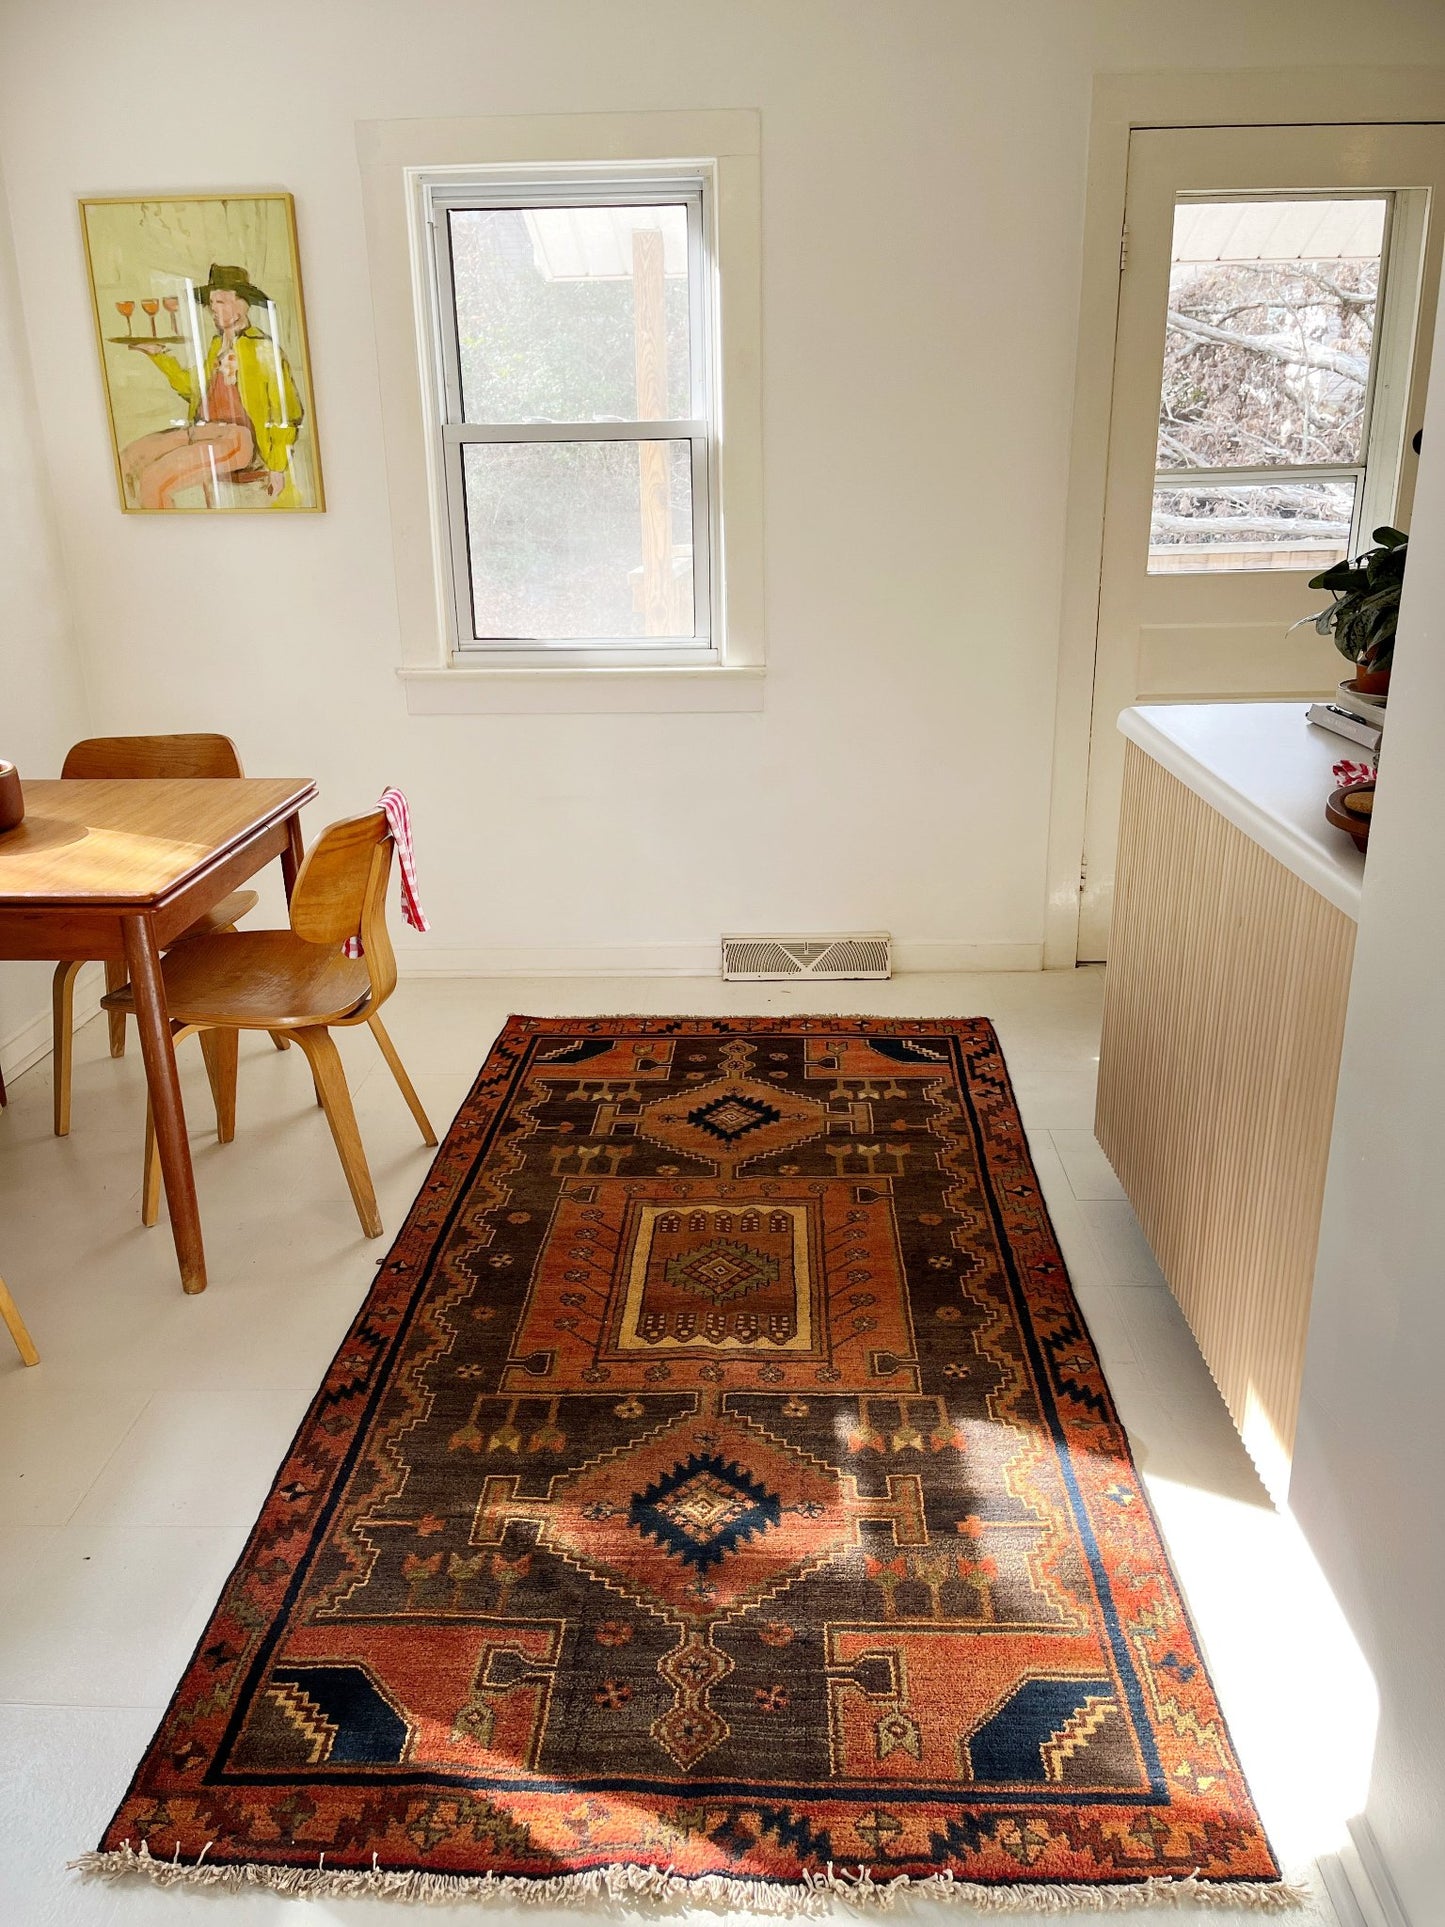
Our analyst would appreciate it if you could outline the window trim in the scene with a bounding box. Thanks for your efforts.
[1146,185,1426,572]
[426,172,716,656]
[357,109,763,709]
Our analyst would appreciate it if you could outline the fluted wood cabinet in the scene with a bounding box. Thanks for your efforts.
[1095,709,1363,1502]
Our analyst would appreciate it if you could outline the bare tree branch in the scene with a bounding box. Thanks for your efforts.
[1294,266,1376,309]
[1166,308,1369,385]
[1156,426,1203,465]
[1151,513,1348,538]
[1158,416,1300,466]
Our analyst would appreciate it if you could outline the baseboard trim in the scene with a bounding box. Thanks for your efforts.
[0,945,1048,1077]
[393,942,1045,978]
[0,965,104,1084]
[893,941,1043,974]
[1320,1817,1413,1927]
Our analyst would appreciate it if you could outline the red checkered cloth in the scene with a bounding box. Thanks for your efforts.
[344,787,429,957]
[1333,758,1377,790]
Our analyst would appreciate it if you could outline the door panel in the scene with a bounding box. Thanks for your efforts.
[1080,123,1445,959]
[1137,625,1336,699]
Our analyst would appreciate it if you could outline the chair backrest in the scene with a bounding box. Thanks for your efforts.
[62,733,245,780]
[289,810,397,1005]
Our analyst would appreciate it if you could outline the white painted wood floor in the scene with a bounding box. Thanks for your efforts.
[0,972,1365,1925]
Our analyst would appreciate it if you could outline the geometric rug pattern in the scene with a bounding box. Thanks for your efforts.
[94,1018,1282,1900]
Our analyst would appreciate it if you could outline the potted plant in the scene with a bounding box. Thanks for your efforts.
[1301,525,1408,695]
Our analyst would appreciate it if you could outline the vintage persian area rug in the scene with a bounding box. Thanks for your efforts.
[83,1017,1291,1911]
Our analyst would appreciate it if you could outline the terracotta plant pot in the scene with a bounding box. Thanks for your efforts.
[1350,666,1391,698]
[0,761,23,834]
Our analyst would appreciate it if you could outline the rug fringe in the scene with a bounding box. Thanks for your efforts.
[71,1841,1312,1913]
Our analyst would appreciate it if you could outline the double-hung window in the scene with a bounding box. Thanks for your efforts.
[425,172,715,659]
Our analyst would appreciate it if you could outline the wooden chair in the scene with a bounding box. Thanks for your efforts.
[105,810,436,1240]
[0,1274,39,1366]
[51,734,273,1138]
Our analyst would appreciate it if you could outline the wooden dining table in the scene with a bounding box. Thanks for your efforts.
[0,776,316,1293]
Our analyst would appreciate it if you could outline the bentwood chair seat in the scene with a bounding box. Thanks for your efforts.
[104,808,436,1241]
[51,733,263,1137]
[146,932,372,1031]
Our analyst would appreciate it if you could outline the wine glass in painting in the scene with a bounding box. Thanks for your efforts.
[115,299,134,338]
[140,298,159,338]
[161,294,179,336]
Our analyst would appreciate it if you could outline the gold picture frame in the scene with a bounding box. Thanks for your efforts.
[80,191,324,514]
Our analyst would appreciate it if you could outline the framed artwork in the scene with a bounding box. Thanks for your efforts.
[79,191,324,513]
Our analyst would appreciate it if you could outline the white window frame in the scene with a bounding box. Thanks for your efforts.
[357,110,764,713]
[1149,186,1429,571]
[426,171,716,659]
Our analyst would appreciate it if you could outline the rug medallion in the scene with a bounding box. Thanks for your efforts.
[90,1018,1283,1904]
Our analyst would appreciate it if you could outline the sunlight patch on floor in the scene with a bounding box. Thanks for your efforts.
[1142,1474,1377,1870]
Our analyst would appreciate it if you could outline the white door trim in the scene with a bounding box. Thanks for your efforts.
[1043,65,1445,969]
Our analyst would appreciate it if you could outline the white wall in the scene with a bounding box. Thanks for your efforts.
[1291,292,1445,1921]
[0,158,90,1076]
[5,1,1445,975]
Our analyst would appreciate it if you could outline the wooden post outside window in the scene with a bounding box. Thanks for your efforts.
[633,227,673,635]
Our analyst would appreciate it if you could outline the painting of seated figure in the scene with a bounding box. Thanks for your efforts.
[81,192,324,513]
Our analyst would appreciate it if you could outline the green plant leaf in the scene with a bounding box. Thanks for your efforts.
[1304,524,1407,666]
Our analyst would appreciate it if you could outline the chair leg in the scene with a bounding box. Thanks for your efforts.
[198,1028,239,1144]
[367,1013,438,1146]
[51,961,82,1136]
[270,1032,291,1051]
[0,1275,39,1367]
[142,1098,162,1227]
[104,960,128,1057]
[294,1027,382,1238]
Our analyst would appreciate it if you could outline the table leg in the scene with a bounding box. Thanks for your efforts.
[280,810,306,903]
[122,914,207,1294]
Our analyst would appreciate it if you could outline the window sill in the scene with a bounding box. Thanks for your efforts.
[396,665,765,715]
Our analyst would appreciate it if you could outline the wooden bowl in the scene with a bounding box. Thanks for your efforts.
[0,761,23,834]
[1326,783,1374,852]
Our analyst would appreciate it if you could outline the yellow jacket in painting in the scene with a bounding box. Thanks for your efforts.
[147,326,305,505]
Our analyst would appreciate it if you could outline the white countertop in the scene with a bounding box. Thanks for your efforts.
[1118,702,1366,920]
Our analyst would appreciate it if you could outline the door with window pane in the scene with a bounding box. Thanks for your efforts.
[1080,124,1445,960]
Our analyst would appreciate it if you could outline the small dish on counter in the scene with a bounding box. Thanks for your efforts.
[1325,783,1374,853]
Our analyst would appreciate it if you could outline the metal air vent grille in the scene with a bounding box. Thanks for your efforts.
[721,934,892,981]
